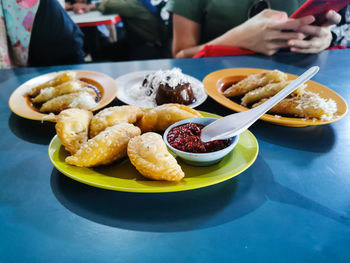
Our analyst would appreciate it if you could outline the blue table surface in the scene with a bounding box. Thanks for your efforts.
[0,50,349,263]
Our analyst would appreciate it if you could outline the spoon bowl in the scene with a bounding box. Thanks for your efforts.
[163,117,239,166]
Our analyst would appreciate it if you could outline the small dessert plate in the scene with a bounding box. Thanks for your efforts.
[115,70,208,108]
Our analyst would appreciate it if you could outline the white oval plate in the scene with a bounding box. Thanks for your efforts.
[115,70,207,108]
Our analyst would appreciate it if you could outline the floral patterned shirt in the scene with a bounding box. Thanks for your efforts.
[0,0,39,69]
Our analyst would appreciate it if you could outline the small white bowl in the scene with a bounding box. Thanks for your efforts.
[163,117,239,166]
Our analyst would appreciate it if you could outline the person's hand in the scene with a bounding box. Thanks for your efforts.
[288,10,342,53]
[65,2,72,10]
[72,3,92,14]
[233,9,314,56]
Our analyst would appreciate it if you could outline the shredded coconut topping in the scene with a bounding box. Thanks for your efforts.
[295,91,337,120]
[69,92,97,110]
[145,68,190,90]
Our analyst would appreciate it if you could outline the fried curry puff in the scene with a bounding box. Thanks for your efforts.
[241,80,306,106]
[89,105,144,138]
[32,80,89,104]
[66,123,141,167]
[224,70,287,98]
[252,91,337,119]
[128,132,184,182]
[137,103,202,132]
[55,108,92,155]
[40,90,97,113]
[27,71,77,97]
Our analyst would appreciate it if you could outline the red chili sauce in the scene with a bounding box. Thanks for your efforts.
[167,123,231,153]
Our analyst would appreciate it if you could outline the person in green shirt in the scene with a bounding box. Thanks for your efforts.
[71,0,169,48]
[70,0,172,60]
[166,0,341,58]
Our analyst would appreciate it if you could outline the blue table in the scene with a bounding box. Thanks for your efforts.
[1,50,349,263]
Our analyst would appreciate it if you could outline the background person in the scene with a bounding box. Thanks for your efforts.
[166,0,343,58]
[329,5,350,48]
[65,0,112,61]
[0,0,84,69]
[70,0,171,61]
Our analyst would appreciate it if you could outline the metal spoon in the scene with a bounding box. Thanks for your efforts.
[200,66,320,142]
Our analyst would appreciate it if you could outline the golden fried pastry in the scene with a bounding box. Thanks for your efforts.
[223,70,287,97]
[89,105,145,138]
[55,108,92,154]
[137,103,202,132]
[252,91,337,120]
[32,80,88,104]
[128,132,184,182]
[27,71,76,97]
[66,123,141,167]
[40,89,97,113]
[241,81,306,106]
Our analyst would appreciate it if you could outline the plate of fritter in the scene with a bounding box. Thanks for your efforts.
[48,105,258,193]
[203,68,348,127]
[9,70,118,121]
[115,68,207,108]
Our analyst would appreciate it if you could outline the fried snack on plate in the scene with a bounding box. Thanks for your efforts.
[223,70,287,97]
[89,105,145,138]
[128,132,184,182]
[252,91,337,120]
[32,80,88,104]
[241,80,306,106]
[66,123,141,167]
[55,108,92,154]
[137,103,202,132]
[40,89,97,113]
[27,71,76,97]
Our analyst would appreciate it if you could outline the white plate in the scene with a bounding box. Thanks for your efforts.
[115,70,207,108]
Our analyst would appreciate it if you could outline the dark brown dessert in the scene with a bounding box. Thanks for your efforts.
[155,82,195,105]
[141,68,197,106]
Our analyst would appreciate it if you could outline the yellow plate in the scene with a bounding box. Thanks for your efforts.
[203,68,348,127]
[48,112,259,193]
[8,70,118,122]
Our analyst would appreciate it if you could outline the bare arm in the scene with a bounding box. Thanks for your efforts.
[172,14,203,58]
[72,3,96,14]
[172,9,316,58]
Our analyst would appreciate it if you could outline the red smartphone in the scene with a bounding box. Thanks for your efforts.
[290,0,350,25]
